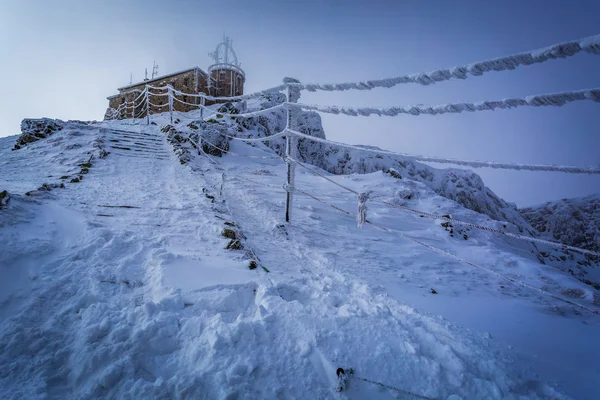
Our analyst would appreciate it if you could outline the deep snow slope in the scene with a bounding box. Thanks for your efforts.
[1,116,599,399]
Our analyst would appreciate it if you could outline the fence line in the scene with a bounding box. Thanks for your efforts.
[287,155,600,257]
[111,84,600,175]
[297,34,600,92]
[296,88,600,117]
[287,129,600,175]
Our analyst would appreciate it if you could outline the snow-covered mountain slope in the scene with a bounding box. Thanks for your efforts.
[1,115,599,399]
[521,194,600,254]
[520,195,600,285]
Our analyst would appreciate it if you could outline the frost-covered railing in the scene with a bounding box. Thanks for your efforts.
[115,78,600,177]
[109,32,600,180]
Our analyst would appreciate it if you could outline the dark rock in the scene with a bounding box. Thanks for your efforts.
[217,102,241,115]
[248,261,258,270]
[226,240,243,250]
[386,168,402,179]
[221,229,236,240]
[0,190,10,209]
[14,118,65,150]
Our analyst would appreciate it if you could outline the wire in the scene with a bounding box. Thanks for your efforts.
[298,34,600,92]
[287,129,600,175]
[295,88,600,117]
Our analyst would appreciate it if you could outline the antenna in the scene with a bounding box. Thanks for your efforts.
[129,73,133,85]
[144,68,148,81]
[208,35,240,66]
[152,61,159,79]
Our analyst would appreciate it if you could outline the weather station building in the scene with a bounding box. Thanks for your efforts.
[106,37,245,119]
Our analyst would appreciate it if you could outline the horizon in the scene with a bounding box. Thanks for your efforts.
[1,0,599,207]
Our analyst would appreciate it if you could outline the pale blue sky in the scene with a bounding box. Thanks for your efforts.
[1,0,599,206]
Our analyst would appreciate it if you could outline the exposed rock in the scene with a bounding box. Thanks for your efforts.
[0,190,10,209]
[13,118,65,150]
[386,168,402,179]
[521,194,600,254]
[216,102,242,115]
[226,240,243,250]
[258,92,286,110]
[221,229,236,240]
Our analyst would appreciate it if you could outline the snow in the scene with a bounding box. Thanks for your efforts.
[1,112,599,399]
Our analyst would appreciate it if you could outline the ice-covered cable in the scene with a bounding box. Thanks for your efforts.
[171,96,202,107]
[171,84,287,102]
[287,129,600,174]
[296,88,600,117]
[188,98,287,118]
[148,101,169,108]
[298,34,600,92]
[147,91,169,97]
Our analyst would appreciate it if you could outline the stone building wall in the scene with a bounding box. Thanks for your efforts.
[107,65,246,120]
[209,68,245,98]
[107,69,211,119]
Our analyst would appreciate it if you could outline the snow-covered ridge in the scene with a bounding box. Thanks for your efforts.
[521,194,600,261]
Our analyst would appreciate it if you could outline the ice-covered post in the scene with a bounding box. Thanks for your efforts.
[283,77,301,223]
[145,85,150,125]
[168,85,174,124]
[200,93,206,120]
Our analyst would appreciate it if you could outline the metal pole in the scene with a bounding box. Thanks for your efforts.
[285,128,295,223]
[200,95,205,120]
[145,85,150,125]
[284,82,297,223]
[168,85,173,124]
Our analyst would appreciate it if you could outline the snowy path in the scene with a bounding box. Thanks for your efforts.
[0,128,259,398]
[1,123,593,399]
[192,143,573,399]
